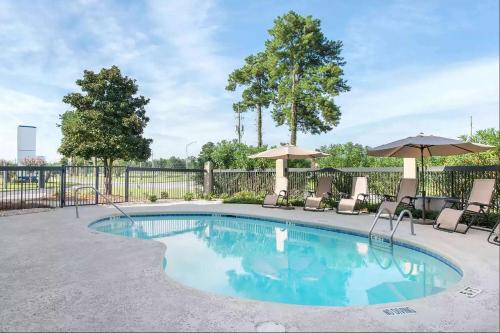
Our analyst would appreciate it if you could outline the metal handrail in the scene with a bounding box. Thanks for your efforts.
[74,186,135,225]
[369,207,394,237]
[390,209,415,243]
[369,208,415,245]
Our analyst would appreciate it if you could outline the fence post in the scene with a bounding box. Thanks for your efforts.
[204,162,214,195]
[60,166,66,207]
[38,167,45,189]
[20,169,24,209]
[95,167,99,204]
[450,171,455,198]
[2,170,7,190]
[125,166,129,202]
[403,158,417,179]
[416,165,420,193]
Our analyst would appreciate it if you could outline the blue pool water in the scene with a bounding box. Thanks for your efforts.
[90,213,462,307]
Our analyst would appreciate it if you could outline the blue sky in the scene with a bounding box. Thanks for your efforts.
[0,0,498,162]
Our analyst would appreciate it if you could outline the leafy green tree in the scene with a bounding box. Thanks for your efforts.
[197,140,273,170]
[155,156,186,169]
[0,159,15,166]
[317,142,403,168]
[226,52,272,147]
[195,142,216,169]
[287,159,312,168]
[265,11,350,145]
[318,129,498,169]
[427,128,499,166]
[233,102,245,143]
[59,66,152,194]
[317,143,367,168]
[455,128,499,165]
[21,156,47,166]
[60,156,91,166]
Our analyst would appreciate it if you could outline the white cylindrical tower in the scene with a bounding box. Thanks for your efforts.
[17,125,37,165]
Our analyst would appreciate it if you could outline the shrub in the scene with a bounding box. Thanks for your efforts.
[405,208,439,221]
[160,191,169,199]
[223,191,264,204]
[202,192,214,200]
[361,202,441,221]
[184,192,194,201]
[149,194,158,203]
[288,197,305,207]
[22,156,47,166]
[219,193,230,200]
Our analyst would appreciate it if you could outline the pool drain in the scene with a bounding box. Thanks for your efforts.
[255,321,286,332]
[458,286,482,298]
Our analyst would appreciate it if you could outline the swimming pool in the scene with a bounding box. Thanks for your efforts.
[90,213,462,307]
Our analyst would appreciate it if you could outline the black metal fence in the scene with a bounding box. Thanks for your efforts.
[0,166,64,210]
[64,166,127,206]
[213,169,276,196]
[213,165,499,211]
[1,165,498,213]
[126,167,204,201]
[423,165,499,213]
[213,167,404,206]
[0,166,204,210]
[299,167,404,206]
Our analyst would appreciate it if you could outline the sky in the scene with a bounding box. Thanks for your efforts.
[0,0,498,162]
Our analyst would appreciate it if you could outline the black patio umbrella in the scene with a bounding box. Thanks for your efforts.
[367,134,493,221]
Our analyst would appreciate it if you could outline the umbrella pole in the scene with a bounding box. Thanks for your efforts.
[420,148,426,222]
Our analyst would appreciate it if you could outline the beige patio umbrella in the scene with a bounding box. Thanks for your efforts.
[367,133,494,221]
[249,144,329,208]
[249,144,329,160]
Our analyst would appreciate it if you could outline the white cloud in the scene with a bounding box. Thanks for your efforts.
[0,0,497,162]
[139,0,239,157]
[146,0,230,87]
[347,58,496,120]
[339,57,498,126]
[242,57,499,150]
[0,0,238,161]
[344,1,440,67]
[312,57,499,147]
[0,88,64,161]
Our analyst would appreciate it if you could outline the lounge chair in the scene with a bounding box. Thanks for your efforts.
[377,178,418,220]
[336,176,369,215]
[433,179,496,234]
[262,176,288,208]
[488,220,499,245]
[304,176,333,211]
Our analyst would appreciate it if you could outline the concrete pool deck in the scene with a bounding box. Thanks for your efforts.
[0,202,498,332]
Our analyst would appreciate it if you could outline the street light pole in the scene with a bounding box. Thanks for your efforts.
[185,141,196,169]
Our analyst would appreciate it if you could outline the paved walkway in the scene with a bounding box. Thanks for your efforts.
[0,202,498,332]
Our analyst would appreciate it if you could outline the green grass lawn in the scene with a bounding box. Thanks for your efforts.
[64,173,198,184]
[0,182,59,192]
[66,183,203,201]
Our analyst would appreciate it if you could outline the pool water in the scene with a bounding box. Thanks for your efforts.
[90,213,461,307]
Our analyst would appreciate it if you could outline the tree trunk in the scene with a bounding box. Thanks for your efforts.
[290,70,297,145]
[103,158,113,196]
[257,104,263,147]
[108,159,113,196]
[290,102,297,145]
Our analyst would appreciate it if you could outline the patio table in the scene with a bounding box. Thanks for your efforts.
[414,195,449,212]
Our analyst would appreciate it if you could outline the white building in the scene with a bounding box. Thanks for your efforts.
[17,125,36,165]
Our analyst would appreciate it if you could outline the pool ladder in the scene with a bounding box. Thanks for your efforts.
[369,208,415,246]
[74,186,135,226]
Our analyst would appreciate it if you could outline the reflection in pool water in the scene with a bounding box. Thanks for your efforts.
[91,214,461,306]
